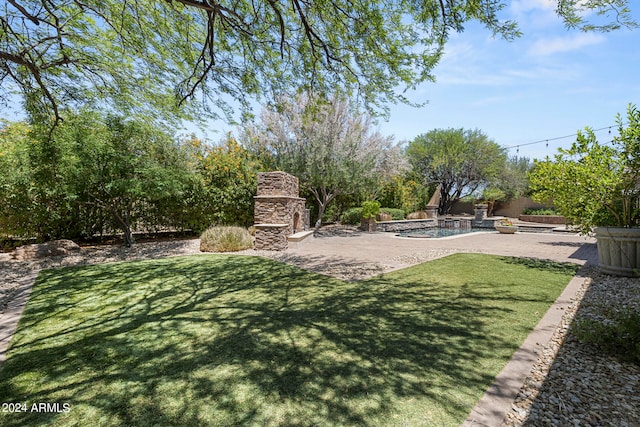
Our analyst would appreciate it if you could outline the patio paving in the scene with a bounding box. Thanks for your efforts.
[288,227,597,272]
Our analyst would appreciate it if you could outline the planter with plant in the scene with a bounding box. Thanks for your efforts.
[529,104,640,277]
[495,218,518,234]
[361,200,381,232]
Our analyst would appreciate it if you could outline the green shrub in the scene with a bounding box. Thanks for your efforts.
[380,208,405,220]
[361,200,381,219]
[341,206,404,224]
[572,310,640,365]
[523,208,558,215]
[200,226,253,252]
[340,207,363,225]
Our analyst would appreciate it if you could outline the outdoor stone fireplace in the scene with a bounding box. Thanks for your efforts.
[254,172,308,250]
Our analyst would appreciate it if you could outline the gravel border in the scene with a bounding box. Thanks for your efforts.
[501,267,640,427]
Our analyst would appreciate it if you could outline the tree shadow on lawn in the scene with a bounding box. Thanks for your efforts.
[0,254,570,426]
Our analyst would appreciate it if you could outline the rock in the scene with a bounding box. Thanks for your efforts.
[406,211,428,219]
[11,239,81,261]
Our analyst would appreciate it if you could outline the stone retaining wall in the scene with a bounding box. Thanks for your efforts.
[519,215,566,224]
[376,219,437,232]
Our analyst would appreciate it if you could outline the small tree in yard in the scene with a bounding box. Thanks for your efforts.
[529,105,640,233]
[242,93,405,228]
[407,128,506,214]
[196,135,264,227]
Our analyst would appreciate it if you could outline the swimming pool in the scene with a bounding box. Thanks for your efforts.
[397,227,489,238]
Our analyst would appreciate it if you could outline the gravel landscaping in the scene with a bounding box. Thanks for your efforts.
[1,238,638,425]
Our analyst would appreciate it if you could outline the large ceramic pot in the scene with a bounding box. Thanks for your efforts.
[593,227,640,277]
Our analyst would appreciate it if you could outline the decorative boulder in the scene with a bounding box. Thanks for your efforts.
[407,211,428,220]
[11,239,81,261]
[376,213,393,222]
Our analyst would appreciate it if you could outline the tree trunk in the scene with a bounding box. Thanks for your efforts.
[311,187,337,229]
[121,214,134,247]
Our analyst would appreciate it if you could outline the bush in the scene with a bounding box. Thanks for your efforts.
[200,226,253,252]
[572,310,640,365]
[380,208,405,220]
[341,206,404,224]
[361,201,381,219]
[523,208,557,216]
[340,207,363,225]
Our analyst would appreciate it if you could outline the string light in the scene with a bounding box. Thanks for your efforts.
[504,123,627,152]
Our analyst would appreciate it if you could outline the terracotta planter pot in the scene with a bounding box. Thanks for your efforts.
[495,225,517,234]
[594,227,640,277]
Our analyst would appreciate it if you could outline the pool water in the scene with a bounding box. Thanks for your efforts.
[398,227,488,238]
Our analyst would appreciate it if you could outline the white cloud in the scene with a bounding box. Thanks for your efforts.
[528,33,605,56]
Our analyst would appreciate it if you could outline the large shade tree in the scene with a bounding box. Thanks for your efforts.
[1,1,635,123]
[241,93,405,227]
[407,128,507,214]
[0,112,199,245]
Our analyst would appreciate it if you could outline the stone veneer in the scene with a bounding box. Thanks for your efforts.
[375,219,437,232]
[254,172,307,250]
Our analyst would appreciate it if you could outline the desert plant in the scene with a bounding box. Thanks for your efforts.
[340,207,363,225]
[523,208,558,215]
[200,226,253,252]
[361,200,381,219]
[572,310,640,365]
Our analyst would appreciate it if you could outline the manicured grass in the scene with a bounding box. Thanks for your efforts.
[0,254,578,426]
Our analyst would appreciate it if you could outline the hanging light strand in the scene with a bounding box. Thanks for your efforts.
[504,124,625,151]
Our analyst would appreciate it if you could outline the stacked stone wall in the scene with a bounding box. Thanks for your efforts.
[254,225,289,251]
[376,219,437,232]
[257,172,299,197]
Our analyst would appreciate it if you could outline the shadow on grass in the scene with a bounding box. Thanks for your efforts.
[0,254,576,426]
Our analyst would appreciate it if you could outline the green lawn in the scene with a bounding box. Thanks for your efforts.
[0,254,578,426]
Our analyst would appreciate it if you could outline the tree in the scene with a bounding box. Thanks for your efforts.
[242,93,405,227]
[480,155,533,215]
[68,114,198,246]
[529,105,640,233]
[406,128,506,214]
[0,120,34,237]
[196,135,265,227]
[1,1,635,123]
[0,112,201,245]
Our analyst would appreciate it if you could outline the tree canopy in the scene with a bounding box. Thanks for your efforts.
[529,105,640,232]
[406,128,506,214]
[1,1,635,123]
[241,93,405,227]
[0,112,202,245]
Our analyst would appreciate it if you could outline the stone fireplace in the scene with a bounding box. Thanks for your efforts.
[254,172,307,250]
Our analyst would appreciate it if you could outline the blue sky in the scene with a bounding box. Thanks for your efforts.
[377,0,640,160]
